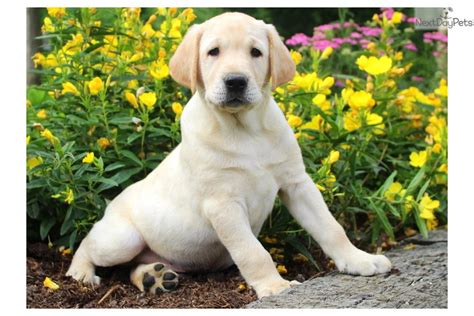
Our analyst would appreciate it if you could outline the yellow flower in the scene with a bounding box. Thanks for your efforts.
[41,129,58,145]
[32,52,45,68]
[275,87,285,95]
[356,55,392,75]
[323,150,340,165]
[27,156,43,170]
[435,79,448,97]
[139,92,157,110]
[43,54,58,68]
[276,264,287,275]
[287,114,303,128]
[97,137,111,150]
[42,17,55,33]
[61,82,80,96]
[312,94,326,107]
[366,112,385,135]
[290,72,317,91]
[293,253,309,263]
[409,150,428,168]
[141,23,155,38]
[432,143,442,153]
[418,194,440,230]
[36,109,47,119]
[125,91,139,109]
[438,163,448,174]
[263,236,278,244]
[348,91,375,110]
[384,182,403,201]
[320,46,333,60]
[150,60,170,80]
[43,277,60,290]
[343,111,361,132]
[61,248,72,255]
[82,152,95,164]
[181,8,197,23]
[301,115,324,131]
[128,80,139,89]
[47,8,66,19]
[172,102,183,118]
[391,12,404,24]
[341,88,354,104]
[27,135,31,145]
[290,50,302,65]
[88,77,104,96]
[64,187,74,204]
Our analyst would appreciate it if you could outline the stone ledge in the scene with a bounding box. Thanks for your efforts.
[246,230,447,308]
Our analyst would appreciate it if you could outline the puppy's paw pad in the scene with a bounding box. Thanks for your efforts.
[136,262,179,294]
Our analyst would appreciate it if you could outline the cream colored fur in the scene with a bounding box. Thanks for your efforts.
[67,12,391,298]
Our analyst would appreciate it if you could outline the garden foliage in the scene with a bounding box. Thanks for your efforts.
[27,8,447,268]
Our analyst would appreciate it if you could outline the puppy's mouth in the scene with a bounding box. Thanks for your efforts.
[224,97,247,107]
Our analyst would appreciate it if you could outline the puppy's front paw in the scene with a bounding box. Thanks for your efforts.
[254,279,300,299]
[66,264,101,285]
[130,262,179,294]
[335,249,392,276]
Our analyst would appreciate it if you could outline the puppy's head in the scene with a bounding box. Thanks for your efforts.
[170,12,295,113]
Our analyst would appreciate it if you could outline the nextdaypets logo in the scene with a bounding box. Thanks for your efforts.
[415,7,473,29]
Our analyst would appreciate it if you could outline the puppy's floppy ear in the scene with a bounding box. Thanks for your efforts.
[169,24,203,93]
[266,24,296,90]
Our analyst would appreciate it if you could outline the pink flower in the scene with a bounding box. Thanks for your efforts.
[404,42,417,51]
[313,40,339,51]
[411,76,424,82]
[335,79,345,87]
[424,31,448,43]
[286,33,310,46]
[407,17,418,23]
[359,26,383,37]
[381,7,394,19]
[350,32,362,39]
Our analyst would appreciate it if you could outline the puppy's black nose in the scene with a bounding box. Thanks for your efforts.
[224,74,248,94]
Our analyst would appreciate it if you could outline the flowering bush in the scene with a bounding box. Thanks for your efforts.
[27,8,447,268]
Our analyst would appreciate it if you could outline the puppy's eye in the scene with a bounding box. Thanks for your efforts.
[251,48,262,58]
[208,47,219,56]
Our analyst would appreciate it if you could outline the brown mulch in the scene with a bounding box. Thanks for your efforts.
[27,242,332,308]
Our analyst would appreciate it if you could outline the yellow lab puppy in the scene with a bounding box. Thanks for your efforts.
[67,12,391,298]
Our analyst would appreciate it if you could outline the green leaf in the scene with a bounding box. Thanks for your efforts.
[69,230,78,249]
[416,179,431,202]
[40,217,56,240]
[27,179,47,190]
[374,170,397,197]
[284,236,321,271]
[412,204,428,239]
[27,87,47,106]
[405,167,426,196]
[386,203,401,218]
[27,202,40,219]
[127,133,142,144]
[104,162,126,172]
[96,177,119,188]
[97,167,142,192]
[368,198,394,240]
[60,206,74,235]
[120,150,143,167]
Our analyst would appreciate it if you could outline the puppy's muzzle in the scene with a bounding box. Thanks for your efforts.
[223,73,248,106]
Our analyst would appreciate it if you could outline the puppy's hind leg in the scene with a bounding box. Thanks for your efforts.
[66,213,145,285]
[130,262,179,294]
